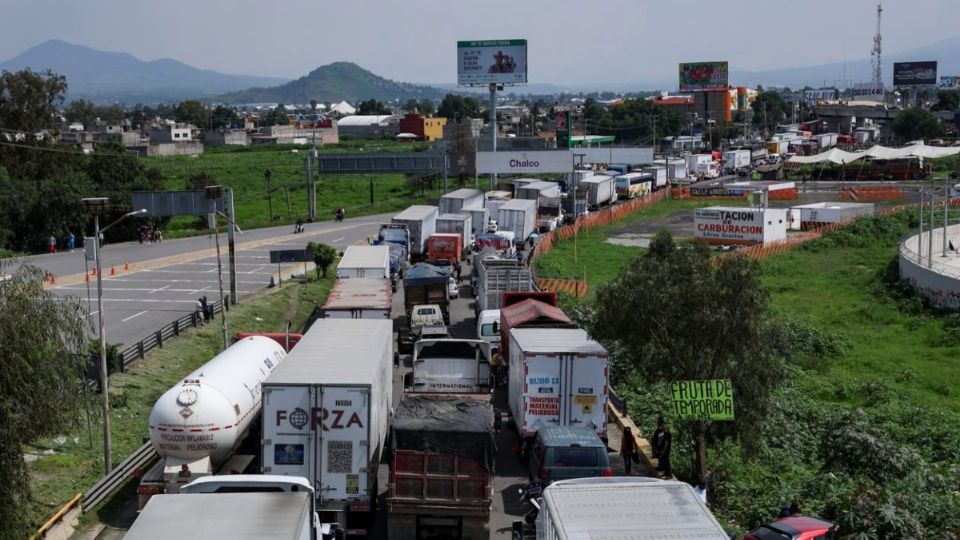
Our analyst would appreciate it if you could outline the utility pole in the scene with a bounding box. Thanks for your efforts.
[489,83,498,189]
[871,2,883,91]
[264,169,273,221]
[652,116,657,155]
[305,147,317,221]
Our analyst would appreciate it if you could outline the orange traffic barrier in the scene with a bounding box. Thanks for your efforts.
[85,274,90,283]
[110,266,116,276]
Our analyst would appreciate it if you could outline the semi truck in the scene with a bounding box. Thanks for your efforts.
[498,297,574,363]
[392,206,438,261]
[138,336,287,509]
[537,197,563,232]
[409,338,492,394]
[580,175,617,209]
[496,198,537,244]
[436,213,472,255]
[515,180,561,201]
[321,278,392,319]
[507,328,609,447]
[462,205,489,236]
[474,257,535,313]
[404,262,451,325]
[388,394,496,540]
[485,190,512,223]
[439,188,485,215]
[261,319,393,536]
[524,477,730,540]
[723,149,752,171]
[335,245,390,279]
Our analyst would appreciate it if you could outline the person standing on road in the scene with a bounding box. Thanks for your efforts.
[654,417,672,478]
[67,232,75,252]
[620,427,637,475]
[48,235,56,253]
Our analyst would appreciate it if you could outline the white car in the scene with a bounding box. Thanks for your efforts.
[447,277,459,299]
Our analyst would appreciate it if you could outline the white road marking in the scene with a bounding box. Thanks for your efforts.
[121,310,149,322]
[149,285,170,294]
[332,236,346,243]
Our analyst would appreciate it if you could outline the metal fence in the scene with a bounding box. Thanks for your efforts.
[117,297,228,369]
[81,441,157,510]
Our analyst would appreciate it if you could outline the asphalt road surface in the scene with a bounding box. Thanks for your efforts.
[16,215,389,347]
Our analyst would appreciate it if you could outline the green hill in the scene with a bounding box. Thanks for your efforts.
[217,61,447,104]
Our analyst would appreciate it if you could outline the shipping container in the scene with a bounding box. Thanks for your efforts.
[322,278,392,319]
[388,395,495,540]
[496,198,537,243]
[534,478,729,540]
[392,206,439,260]
[515,180,561,201]
[507,328,609,443]
[436,213,473,254]
[462,205,489,236]
[439,188,485,215]
[336,245,390,279]
[261,319,392,536]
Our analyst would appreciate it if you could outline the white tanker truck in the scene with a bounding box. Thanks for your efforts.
[137,336,287,509]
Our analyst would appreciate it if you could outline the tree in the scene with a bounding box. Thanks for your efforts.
[210,105,240,130]
[357,99,390,115]
[589,232,785,483]
[750,90,790,129]
[437,94,481,120]
[892,108,945,142]
[261,105,290,127]
[307,242,338,278]
[402,99,420,113]
[0,69,67,133]
[64,99,98,125]
[419,99,436,117]
[0,264,89,539]
[174,99,208,129]
[932,90,960,112]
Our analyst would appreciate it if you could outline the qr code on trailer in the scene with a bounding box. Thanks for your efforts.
[327,441,353,473]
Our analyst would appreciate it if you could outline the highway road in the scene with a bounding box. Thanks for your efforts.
[16,214,390,347]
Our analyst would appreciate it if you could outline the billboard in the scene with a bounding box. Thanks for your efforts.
[939,76,960,90]
[694,207,767,245]
[850,82,884,101]
[679,61,729,92]
[804,87,838,103]
[894,61,938,86]
[476,151,571,174]
[671,379,735,421]
[457,39,527,86]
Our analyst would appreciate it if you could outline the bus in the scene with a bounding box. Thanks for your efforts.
[614,172,653,199]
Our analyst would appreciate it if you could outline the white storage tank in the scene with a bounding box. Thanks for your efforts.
[148,336,287,465]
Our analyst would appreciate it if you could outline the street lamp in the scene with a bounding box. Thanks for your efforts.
[81,197,146,474]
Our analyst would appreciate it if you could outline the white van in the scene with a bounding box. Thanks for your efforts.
[476,309,501,353]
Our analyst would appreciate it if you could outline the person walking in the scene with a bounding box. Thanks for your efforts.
[620,427,637,475]
[200,295,210,322]
[48,235,57,253]
[654,417,672,478]
[66,232,76,252]
[195,299,205,326]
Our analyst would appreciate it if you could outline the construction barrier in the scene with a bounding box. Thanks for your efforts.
[537,278,588,299]
[840,186,904,202]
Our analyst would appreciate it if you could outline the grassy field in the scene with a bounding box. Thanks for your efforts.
[25,273,334,532]
[143,141,444,235]
[535,198,748,289]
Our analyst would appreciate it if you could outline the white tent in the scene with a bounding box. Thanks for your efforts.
[788,143,960,166]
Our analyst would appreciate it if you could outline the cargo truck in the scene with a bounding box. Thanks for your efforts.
[515,180,561,201]
[474,257,534,313]
[640,166,668,190]
[723,149,751,171]
[462,205,489,236]
[439,188,485,215]
[485,190,512,224]
[426,233,463,266]
[498,297,574,363]
[336,245,390,279]
[409,338,492,394]
[321,278,392,319]
[261,319,393,536]
[403,262,451,324]
[507,328,609,449]
[388,394,496,540]
[392,206,438,261]
[580,175,617,209]
[537,197,563,232]
[524,477,730,540]
[436,213,472,255]
[497,198,537,244]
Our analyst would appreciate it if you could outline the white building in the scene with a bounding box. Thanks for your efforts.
[694,206,788,245]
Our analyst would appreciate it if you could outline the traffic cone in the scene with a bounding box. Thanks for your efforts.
[124,261,130,271]
[110,266,116,276]
[91,267,97,276]
[85,273,90,283]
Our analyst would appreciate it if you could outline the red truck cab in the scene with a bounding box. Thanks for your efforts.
[744,516,838,540]
[427,233,463,265]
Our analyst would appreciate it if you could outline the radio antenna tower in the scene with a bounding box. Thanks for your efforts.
[871,2,883,87]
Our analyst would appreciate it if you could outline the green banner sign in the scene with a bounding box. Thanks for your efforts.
[671,379,734,421]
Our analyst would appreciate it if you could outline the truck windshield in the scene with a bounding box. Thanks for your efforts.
[480,323,497,337]
[553,448,598,467]
[380,229,407,243]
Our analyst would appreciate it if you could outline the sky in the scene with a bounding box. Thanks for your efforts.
[1,0,959,86]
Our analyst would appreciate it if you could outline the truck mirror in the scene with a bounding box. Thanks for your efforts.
[492,322,499,333]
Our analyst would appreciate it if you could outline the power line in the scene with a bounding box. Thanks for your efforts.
[0,140,128,157]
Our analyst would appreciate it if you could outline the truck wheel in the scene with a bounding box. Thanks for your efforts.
[512,521,524,540]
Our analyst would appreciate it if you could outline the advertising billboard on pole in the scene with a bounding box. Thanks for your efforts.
[679,61,729,92]
[893,61,938,86]
[457,40,527,86]
[939,76,960,90]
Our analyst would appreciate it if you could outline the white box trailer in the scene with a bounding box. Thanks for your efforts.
[788,201,874,230]
[261,319,393,535]
[497,198,537,243]
[126,492,316,540]
[640,166,668,189]
[462,205,489,236]
[507,328,609,443]
[580,175,617,208]
[685,153,713,172]
[392,205,439,260]
[485,191,512,223]
[723,149,751,170]
[439,188,485,215]
[516,180,561,201]
[436,213,473,252]
[321,278,392,319]
[336,245,390,279]
[694,206,788,245]
[535,477,730,540]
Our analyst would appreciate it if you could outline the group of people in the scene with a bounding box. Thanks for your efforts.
[488,51,518,74]
[138,227,163,244]
[48,232,77,253]
[195,296,212,325]
[619,416,672,478]
[335,207,346,222]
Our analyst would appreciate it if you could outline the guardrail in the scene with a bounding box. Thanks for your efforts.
[82,441,158,510]
[116,297,228,369]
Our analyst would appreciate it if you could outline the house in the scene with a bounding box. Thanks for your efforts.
[148,123,194,143]
[337,115,400,138]
[398,113,447,142]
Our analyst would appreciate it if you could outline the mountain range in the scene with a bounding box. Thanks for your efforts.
[0,40,286,104]
[3,37,960,105]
